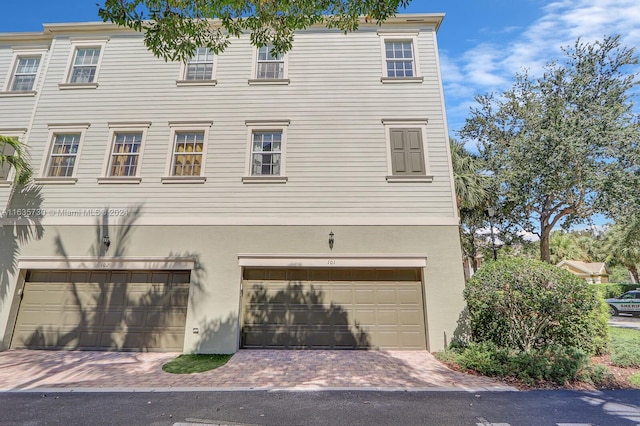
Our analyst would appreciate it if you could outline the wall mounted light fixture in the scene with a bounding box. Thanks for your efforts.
[328,231,334,250]
[103,235,111,249]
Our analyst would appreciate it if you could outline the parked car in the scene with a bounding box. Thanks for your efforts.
[606,290,640,316]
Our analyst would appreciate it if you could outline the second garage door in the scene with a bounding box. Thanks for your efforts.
[10,270,190,352]
[242,268,427,350]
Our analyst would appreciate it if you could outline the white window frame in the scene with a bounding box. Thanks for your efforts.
[0,128,27,186]
[248,45,289,85]
[243,120,289,183]
[162,121,212,184]
[59,38,108,90]
[35,123,90,185]
[1,47,47,97]
[176,47,217,86]
[378,31,423,84]
[382,118,432,182]
[98,122,150,184]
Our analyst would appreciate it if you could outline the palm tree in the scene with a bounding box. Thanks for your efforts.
[450,138,487,211]
[0,135,32,184]
[604,219,640,283]
[549,231,586,264]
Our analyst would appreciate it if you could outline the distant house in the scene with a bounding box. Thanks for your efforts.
[557,260,610,283]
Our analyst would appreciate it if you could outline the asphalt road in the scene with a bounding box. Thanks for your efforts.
[609,315,640,331]
[1,390,639,425]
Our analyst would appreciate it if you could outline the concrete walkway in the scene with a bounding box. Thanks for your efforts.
[0,349,514,392]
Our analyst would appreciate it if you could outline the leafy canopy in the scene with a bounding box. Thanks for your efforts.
[0,135,32,185]
[98,0,412,62]
[460,35,640,262]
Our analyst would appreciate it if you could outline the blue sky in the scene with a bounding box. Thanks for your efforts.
[1,0,638,141]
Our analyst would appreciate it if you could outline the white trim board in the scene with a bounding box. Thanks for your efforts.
[238,254,427,268]
[17,256,196,271]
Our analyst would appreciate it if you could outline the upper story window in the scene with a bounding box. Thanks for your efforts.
[59,38,108,90]
[378,31,423,84]
[11,57,41,91]
[249,46,289,85]
[108,132,142,177]
[162,121,211,183]
[47,134,81,177]
[1,47,47,97]
[382,119,432,183]
[243,120,289,183]
[385,41,414,77]
[70,48,101,83]
[34,123,89,184]
[98,122,149,184]
[187,48,214,80]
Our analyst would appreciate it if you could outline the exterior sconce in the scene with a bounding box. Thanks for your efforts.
[103,235,111,249]
[328,231,334,250]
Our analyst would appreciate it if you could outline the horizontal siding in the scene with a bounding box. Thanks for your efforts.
[3,25,457,220]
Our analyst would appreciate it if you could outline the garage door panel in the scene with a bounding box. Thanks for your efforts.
[11,270,189,352]
[242,268,426,350]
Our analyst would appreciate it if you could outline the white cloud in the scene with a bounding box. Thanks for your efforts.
[443,0,640,133]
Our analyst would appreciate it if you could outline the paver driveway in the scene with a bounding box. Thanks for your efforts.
[0,349,513,391]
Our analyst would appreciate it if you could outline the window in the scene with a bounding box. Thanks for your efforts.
[162,121,211,183]
[0,138,17,182]
[99,122,149,183]
[60,38,108,89]
[11,57,41,91]
[382,119,432,182]
[172,132,204,176]
[70,48,100,83]
[251,131,282,176]
[249,46,289,85]
[108,132,142,177]
[378,31,423,84]
[257,46,284,79]
[243,120,289,183]
[47,134,81,177]
[385,41,414,77]
[186,48,214,80]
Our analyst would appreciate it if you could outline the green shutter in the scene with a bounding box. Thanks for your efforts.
[390,128,425,175]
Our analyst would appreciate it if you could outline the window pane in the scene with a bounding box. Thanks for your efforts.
[110,133,141,177]
[256,46,284,79]
[70,48,100,83]
[172,132,204,176]
[251,132,282,176]
[70,66,97,83]
[47,134,80,177]
[74,48,100,66]
[11,75,36,91]
[11,57,40,91]
[186,48,214,80]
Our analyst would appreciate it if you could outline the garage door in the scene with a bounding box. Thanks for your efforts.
[242,268,426,350]
[10,270,190,351]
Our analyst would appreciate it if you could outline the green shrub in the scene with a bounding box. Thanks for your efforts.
[577,363,616,387]
[455,342,506,376]
[506,345,588,385]
[465,258,608,355]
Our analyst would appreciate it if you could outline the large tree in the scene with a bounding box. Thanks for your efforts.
[99,0,412,62]
[460,35,640,263]
[604,217,640,283]
[0,135,32,185]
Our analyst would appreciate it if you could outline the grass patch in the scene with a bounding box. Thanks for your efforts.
[162,354,233,374]
[609,327,640,368]
[630,372,640,387]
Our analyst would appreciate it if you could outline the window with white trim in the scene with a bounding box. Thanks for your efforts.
[186,48,214,80]
[251,131,282,176]
[243,120,289,183]
[10,57,41,91]
[171,132,204,176]
[378,31,423,83]
[385,41,414,77]
[60,39,107,89]
[107,132,143,177]
[256,46,284,79]
[69,47,101,83]
[46,134,81,177]
[382,119,432,182]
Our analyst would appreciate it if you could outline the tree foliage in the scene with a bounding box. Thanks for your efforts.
[603,217,640,283]
[98,0,412,62]
[0,135,32,185]
[460,35,640,263]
